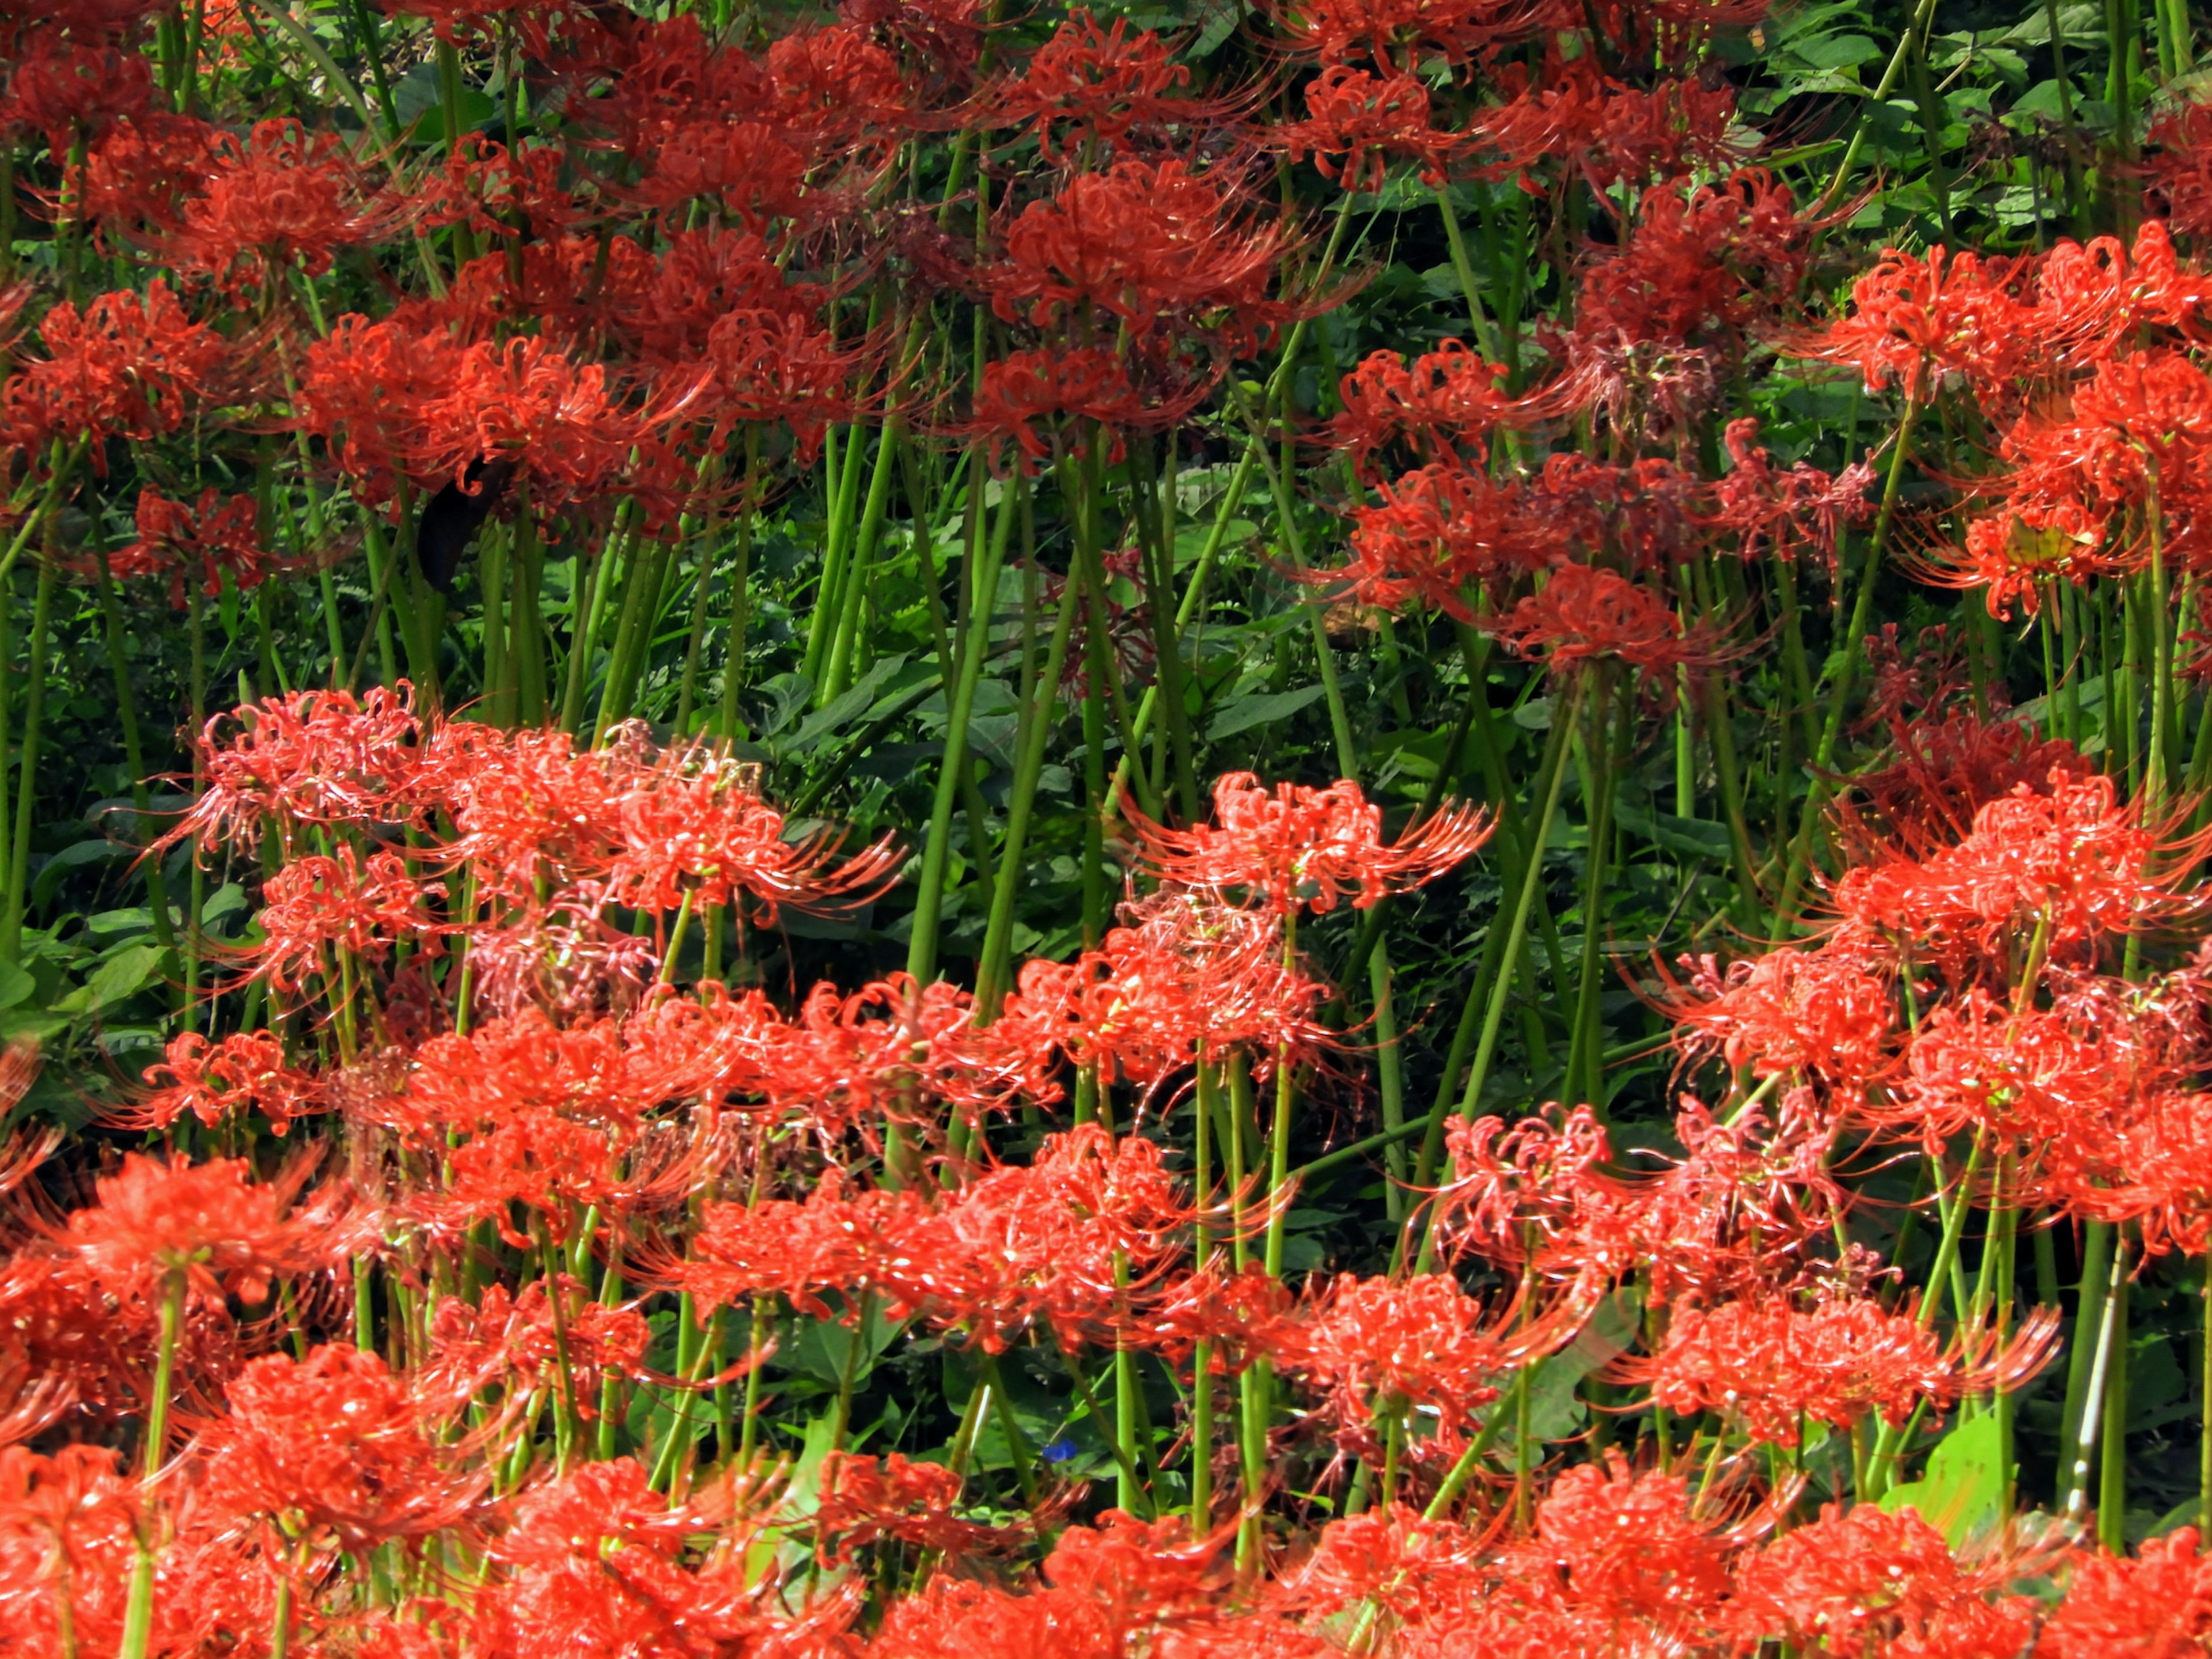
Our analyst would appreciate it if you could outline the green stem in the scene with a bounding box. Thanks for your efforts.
[3,558,56,963]
[1772,393,1926,935]
[974,574,1084,1017]
[1410,675,1584,1274]
[118,1266,185,1659]
[2066,1228,2128,1520]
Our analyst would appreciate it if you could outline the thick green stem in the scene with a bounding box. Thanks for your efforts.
[1408,676,1584,1274]
[2065,1229,2128,1521]
[974,574,1084,1017]
[118,1265,185,1659]
[1772,393,1926,935]
[906,446,1013,989]
[3,558,56,963]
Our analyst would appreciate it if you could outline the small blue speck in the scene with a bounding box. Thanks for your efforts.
[1041,1437,1078,1464]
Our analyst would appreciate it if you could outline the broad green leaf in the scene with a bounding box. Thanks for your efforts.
[1877,1412,2005,1547]
[83,944,162,1014]
[1207,684,1325,741]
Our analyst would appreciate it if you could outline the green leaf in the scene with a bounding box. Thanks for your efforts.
[83,944,162,1013]
[32,839,133,910]
[1796,32,1880,68]
[751,672,815,740]
[0,961,32,1013]
[1877,1412,2005,1547]
[790,654,910,752]
[777,1300,903,1388]
[1207,684,1325,741]
[1614,804,1735,862]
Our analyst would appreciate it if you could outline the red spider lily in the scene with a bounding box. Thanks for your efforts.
[475,1458,831,1656]
[1003,888,1331,1081]
[1666,944,1897,1089]
[1835,709,2087,861]
[0,1445,139,1658]
[108,486,267,609]
[995,159,1292,346]
[1795,243,2035,403]
[1,281,229,466]
[973,346,1189,468]
[2018,218,2212,369]
[201,1343,482,1554]
[1830,770,2196,961]
[248,844,447,994]
[1440,1103,1621,1275]
[869,1513,1263,1657]
[59,1153,343,1309]
[596,742,902,921]
[592,226,822,359]
[1630,1094,1848,1303]
[419,335,686,505]
[1573,169,1809,362]
[811,1452,999,1562]
[171,683,426,854]
[763,24,915,153]
[2064,1083,2212,1255]
[1475,58,1742,190]
[1506,1452,1732,1644]
[995,10,1192,162]
[1261,0,1548,66]
[1887,990,2123,1153]
[1706,416,1875,568]
[1443,1096,1846,1299]
[381,0,551,44]
[0,35,153,150]
[426,134,594,245]
[403,1108,722,1248]
[414,721,635,891]
[1132,1263,1298,1374]
[738,974,1062,1132]
[423,1277,655,1415]
[1727,1502,2042,1659]
[2037,1525,2212,1659]
[921,1124,1196,1347]
[673,1128,1194,1346]
[79,112,224,238]
[0,1440,135,1569]
[2155,85,2212,249]
[1320,456,1549,619]
[458,908,662,1022]
[0,1250,165,1422]
[700,306,858,462]
[161,117,410,286]
[1279,65,1462,194]
[1964,347,2212,584]
[1920,509,2138,622]
[2150,103,2212,241]
[1281,1501,1490,1628]
[626,117,819,228]
[1126,770,1491,914]
[296,313,471,505]
[1478,562,1722,678]
[1858,621,1979,734]
[670,1183,927,1322]
[1518,450,1713,573]
[1270,1271,1592,1453]
[380,1005,715,1150]
[1633,1293,2060,1448]
[188,709,894,931]
[1330,340,1527,472]
[126,1029,324,1137]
